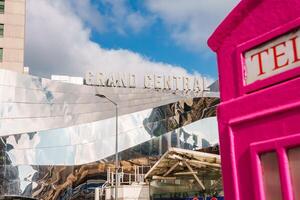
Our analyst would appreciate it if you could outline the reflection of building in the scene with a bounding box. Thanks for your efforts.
[0,69,220,199]
[0,0,25,73]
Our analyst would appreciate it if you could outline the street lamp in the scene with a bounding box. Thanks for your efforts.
[95,94,119,200]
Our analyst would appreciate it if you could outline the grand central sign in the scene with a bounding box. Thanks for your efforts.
[85,72,208,92]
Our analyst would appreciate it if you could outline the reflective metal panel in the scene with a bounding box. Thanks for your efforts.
[0,117,218,199]
[3,97,218,166]
[0,69,220,199]
[0,69,218,136]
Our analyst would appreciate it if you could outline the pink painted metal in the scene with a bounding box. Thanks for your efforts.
[208,0,300,199]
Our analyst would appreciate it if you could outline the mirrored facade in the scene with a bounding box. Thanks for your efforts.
[0,70,220,199]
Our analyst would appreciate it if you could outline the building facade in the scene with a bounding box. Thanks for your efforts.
[0,69,220,199]
[0,0,25,73]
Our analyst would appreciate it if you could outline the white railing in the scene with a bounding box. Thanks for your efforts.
[107,165,151,186]
[95,165,151,200]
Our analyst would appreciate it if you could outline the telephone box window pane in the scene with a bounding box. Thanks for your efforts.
[260,152,283,200]
[288,147,300,199]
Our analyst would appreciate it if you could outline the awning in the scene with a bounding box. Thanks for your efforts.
[145,148,221,191]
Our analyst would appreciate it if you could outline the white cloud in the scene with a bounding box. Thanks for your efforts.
[101,0,154,34]
[145,0,239,52]
[25,0,205,84]
[69,1,106,33]
[126,12,150,33]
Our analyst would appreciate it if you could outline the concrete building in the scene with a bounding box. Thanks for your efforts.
[0,0,25,73]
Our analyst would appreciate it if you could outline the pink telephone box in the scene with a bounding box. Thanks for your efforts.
[208,0,300,200]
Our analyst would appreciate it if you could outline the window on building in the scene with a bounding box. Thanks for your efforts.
[0,48,3,62]
[0,24,4,37]
[0,0,4,14]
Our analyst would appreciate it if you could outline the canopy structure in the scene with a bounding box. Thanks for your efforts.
[145,148,221,191]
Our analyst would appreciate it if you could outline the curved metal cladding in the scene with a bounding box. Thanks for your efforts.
[0,69,219,199]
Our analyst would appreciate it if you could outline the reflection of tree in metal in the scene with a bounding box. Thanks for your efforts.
[1,126,219,199]
[29,165,100,199]
[0,137,21,197]
[26,158,151,199]
[0,97,219,199]
[143,97,219,137]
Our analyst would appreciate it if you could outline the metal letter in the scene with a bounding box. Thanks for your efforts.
[96,72,106,86]
[154,75,162,89]
[183,77,191,91]
[144,75,153,89]
[193,77,204,92]
[173,76,181,90]
[118,73,128,88]
[129,74,136,88]
[164,76,172,90]
[85,72,95,85]
[107,74,117,87]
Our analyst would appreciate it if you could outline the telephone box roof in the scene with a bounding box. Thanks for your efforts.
[208,0,300,51]
[208,0,257,51]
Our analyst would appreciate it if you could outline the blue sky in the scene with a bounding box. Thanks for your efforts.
[25,0,239,81]
[91,19,218,77]
[92,24,218,77]
[91,0,218,77]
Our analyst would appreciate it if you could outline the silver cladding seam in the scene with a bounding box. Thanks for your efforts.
[0,69,218,136]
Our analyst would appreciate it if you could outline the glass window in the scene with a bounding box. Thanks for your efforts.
[260,152,283,200]
[288,147,300,199]
[0,0,4,14]
[0,48,3,62]
[0,24,3,37]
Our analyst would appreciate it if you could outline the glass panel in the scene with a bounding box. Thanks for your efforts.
[288,147,300,199]
[260,152,282,200]
[0,48,3,62]
[0,0,4,14]
[0,24,3,37]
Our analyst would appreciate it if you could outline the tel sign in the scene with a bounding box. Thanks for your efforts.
[245,28,300,85]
